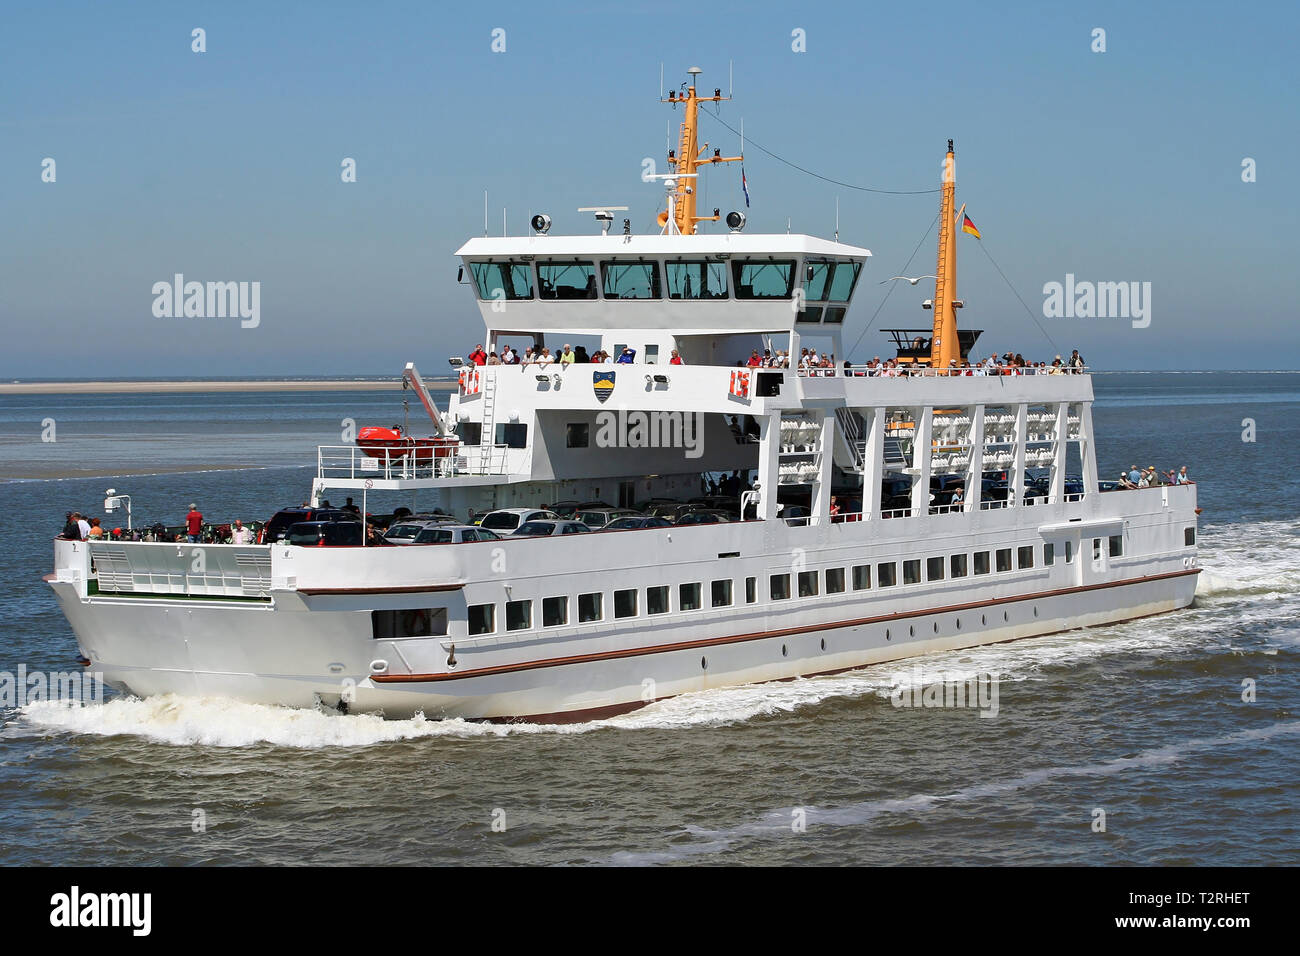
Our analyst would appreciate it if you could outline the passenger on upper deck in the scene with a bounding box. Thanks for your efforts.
[536,348,555,366]
[559,345,576,365]
[574,345,590,363]
[616,348,636,364]
[501,345,518,365]
[746,350,762,368]
[469,345,487,366]
[670,349,684,365]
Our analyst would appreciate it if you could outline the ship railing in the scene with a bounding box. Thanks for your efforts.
[881,506,913,519]
[86,541,273,598]
[800,365,1090,378]
[317,444,511,480]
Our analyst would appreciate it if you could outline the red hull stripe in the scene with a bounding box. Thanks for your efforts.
[373,567,1200,685]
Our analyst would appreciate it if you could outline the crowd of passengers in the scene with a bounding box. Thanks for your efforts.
[466,344,684,367]
[1116,464,1192,489]
[59,502,263,544]
[464,342,1087,375]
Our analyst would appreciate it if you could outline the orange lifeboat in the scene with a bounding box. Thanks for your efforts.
[356,426,458,462]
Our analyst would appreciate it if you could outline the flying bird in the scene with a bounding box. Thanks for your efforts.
[880,275,937,285]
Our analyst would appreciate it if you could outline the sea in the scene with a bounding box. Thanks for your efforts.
[0,372,1296,866]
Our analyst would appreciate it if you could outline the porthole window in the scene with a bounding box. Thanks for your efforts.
[781,644,788,657]
[701,656,708,670]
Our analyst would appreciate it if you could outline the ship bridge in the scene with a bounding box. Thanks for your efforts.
[455,232,870,367]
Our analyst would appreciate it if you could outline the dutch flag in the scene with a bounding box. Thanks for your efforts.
[741,165,750,208]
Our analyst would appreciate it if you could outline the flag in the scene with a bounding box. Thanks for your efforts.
[741,165,750,208]
[961,212,981,239]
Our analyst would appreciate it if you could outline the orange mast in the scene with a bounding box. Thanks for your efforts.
[659,67,743,235]
[930,140,962,369]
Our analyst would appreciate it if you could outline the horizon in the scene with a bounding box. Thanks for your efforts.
[2,0,1296,375]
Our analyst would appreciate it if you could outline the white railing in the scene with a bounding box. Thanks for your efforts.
[317,444,511,481]
[89,542,272,598]
[798,365,1091,378]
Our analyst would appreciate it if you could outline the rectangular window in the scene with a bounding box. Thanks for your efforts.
[974,551,990,575]
[1044,543,1055,566]
[826,568,845,594]
[458,421,483,446]
[578,592,602,623]
[1109,535,1123,557]
[903,559,921,585]
[505,600,532,631]
[803,260,832,300]
[798,571,819,597]
[1018,546,1034,569]
[711,579,733,607]
[645,344,659,364]
[996,548,1013,572]
[470,261,533,300]
[1065,541,1074,564]
[495,423,528,448]
[679,582,702,612]
[950,553,968,578]
[732,259,796,299]
[877,562,897,588]
[665,259,728,300]
[537,260,597,300]
[614,588,638,619]
[1185,527,1196,546]
[647,585,670,615]
[770,573,791,600]
[542,596,568,627]
[745,576,757,604]
[566,422,589,448]
[926,556,945,581]
[1093,538,1102,560]
[600,259,660,299]
[852,564,871,590]
[468,603,495,636]
[371,608,448,639]
[826,260,862,301]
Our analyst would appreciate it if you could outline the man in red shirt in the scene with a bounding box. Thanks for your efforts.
[186,503,203,542]
[468,345,488,366]
[746,350,762,368]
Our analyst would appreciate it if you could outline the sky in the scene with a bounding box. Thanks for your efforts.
[1,0,1296,376]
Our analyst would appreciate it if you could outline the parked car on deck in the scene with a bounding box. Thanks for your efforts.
[511,519,593,537]
[603,515,674,531]
[478,508,560,534]
[413,524,501,544]
[261,507,359,544]
[283,520,365,547]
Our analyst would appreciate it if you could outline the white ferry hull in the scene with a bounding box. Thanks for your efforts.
[48,551,1198,722]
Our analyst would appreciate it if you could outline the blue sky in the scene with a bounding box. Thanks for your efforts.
[1,0,1295,375]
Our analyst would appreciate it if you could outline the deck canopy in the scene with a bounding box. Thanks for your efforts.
[455,233,871,336]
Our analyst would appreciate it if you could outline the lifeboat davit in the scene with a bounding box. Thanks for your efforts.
[356,426,458,462]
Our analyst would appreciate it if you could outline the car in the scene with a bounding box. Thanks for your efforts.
[260,507,359,544]
[603,515,674,531]
[283,520,364,547]
[478,508,560,533]
[575,508,643,529]
[674,509,735,526]
[511,519,593,537]
[632,497,677,513]
[383,516,460,545]
[647,501,706,522]
[412,524,501,544]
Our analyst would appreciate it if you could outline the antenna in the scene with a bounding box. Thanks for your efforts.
[729,59,733,98]
[483,189,488,238]
[835,196,840,242]
[659,62,664,99]
[503,206,506,237]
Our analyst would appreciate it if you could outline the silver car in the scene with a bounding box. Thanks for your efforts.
[510,519,592,537]
[575,508,643,529]
[413,524,501,544]
[478,508,560,533]
[383,517,458,545]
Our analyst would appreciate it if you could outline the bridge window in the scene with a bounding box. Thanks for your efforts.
[732,259,795,299]
[666,259,728,299]
[826,260,862,301]
[601,260,660,299]
[804,260,832,300]
[537,260,597,300]
[470,261,533,301]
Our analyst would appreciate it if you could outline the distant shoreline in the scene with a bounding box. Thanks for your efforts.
[0,380,455,396]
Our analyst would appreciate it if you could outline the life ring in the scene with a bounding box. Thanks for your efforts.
[459,367,481,395]
[729,369,750,398]
[403,608,431,636]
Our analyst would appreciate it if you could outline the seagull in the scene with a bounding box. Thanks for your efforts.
[880,275,937,285]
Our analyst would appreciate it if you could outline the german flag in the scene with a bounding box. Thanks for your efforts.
[961,212,981,239]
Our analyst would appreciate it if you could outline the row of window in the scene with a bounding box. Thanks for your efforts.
[458,537,1125,636]
[469,258,862,305]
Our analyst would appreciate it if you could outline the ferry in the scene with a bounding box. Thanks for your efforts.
[47,70,1200,721]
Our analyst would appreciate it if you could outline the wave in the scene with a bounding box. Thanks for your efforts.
[609,719,1300,864]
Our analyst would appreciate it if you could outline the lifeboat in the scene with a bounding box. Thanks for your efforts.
[356,426,458,462]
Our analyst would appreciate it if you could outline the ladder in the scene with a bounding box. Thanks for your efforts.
[478,369,498,475]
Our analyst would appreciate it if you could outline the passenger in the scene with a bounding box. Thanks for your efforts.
[186,503,203,543]
[536,347,555,366]
[77,512,92,539]
[1176,466,1191,484]
[1128,465,1141,485]
[87,517,105,539]
[1119,472,1136,490]
[829,496,840,519]
[468,344,488,366]
[573,345,590,363]
[951,485,965,506]
[342,497,360,514]
[616,347,636,364]
[61,511,81,540]
[487,351,502,365]
[231,519,254,544]
[670,349,684,365]
[746,350,762,368]
[501,344,518,365]
[559,344,576,365]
